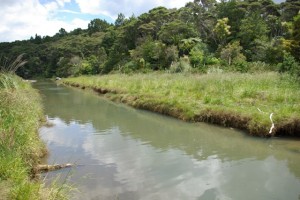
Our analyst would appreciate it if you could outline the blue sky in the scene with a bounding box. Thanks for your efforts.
[0,0,190,42]
[44,0,114,23]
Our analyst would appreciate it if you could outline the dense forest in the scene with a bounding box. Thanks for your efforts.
[0,0,299,78]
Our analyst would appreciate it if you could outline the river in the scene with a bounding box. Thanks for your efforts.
[34,80,300,200]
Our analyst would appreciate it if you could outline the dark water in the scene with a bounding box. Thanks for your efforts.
[34,80,300,200]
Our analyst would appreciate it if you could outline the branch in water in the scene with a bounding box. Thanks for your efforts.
[36,163,73,172]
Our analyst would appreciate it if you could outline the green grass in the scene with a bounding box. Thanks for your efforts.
[0,73,69,199]
[63,72,300,137]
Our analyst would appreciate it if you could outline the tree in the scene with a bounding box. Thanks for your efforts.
[291,13,300,61]
[220,41,245,65]
[216,0,246,40]
[70,28,83,35]
[115,13,125,27]
[187,0,217,46]
[238,12,269,55]
[138,21,157,38]
[88,19,111,35]
[179,37,203,55]
[213,17,231,46]
[158,20,198,45]
[58,28,67,36]
[130,38,178,70]
[280,0,300,22]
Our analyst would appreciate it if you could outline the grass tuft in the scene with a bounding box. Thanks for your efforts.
[0,73,69,199]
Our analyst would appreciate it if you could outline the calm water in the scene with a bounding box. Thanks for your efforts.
[34,80,300,200]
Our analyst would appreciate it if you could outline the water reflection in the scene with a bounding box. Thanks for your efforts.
[35,81,300,200]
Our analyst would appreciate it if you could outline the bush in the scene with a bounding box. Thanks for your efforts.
[277,51,300,77]
[189,47,204,68]
[169,56,191,73]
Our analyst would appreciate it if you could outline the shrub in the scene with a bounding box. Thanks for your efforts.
[277,51,300,78]
[169,56,191,73]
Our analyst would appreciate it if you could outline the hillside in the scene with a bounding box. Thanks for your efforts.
[0,0,299,78]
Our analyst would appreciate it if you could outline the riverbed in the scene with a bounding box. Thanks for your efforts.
[35,80,300,200]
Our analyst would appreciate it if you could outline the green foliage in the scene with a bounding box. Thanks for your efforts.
[88,18,111,35]
[179,37,202,55]
[238,12,269,52]
[169,56,191,73]
[291,13,300,61]
[277,51,300,78]
[280,0,300,21]
[130,38,178,70]
[189,46,204,68]
[216,0,246,38]
[0,74,67,199]
[0,1,299,77]
[220,41,246,66]
[115,13,125,27]
[158,20,198,45]
[214,17,231,45]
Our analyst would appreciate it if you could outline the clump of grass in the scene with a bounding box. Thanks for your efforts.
[0,72,71,199]
[63,72,300,137]
[0,73,45,199]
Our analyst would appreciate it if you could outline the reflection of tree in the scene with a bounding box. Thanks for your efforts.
[35,80,300,178]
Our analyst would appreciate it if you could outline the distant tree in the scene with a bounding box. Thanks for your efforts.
[59,28,68,36]
[280,0,300,22]
[238,12,269,53]
[216,0,246,40]
[186,0,217,45]
[88,19,111,35]
[130,38,178,70]
[220,41,245,65]
[70,28,83,35]
[115,13,125,27]
[179,37,202,55]
[159,20,198,45]
[291,13,300,61]
[31,34,42,44]
[213,17,231,46]
[138,21,157,38]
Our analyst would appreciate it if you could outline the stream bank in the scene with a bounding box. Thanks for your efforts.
[62,72,300,137]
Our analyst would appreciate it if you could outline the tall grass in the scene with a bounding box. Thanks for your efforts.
[0,73,71,199]
[0,54,27,73]
[63,72,300,137]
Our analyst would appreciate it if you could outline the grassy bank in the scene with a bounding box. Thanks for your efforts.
[0,73,65,199]
[63,72,300,137]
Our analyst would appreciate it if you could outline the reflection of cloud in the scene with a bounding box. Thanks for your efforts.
[41,116,300,199]
[80,126,300,200]
[37,82,300,200]
[82,128,223,198]
[40,117,93,149]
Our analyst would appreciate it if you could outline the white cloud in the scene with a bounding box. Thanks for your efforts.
[75,0,191,19]
[0,0,191,42]
[0,0,89,42]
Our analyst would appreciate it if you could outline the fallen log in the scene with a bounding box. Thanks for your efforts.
[36,163,73,172]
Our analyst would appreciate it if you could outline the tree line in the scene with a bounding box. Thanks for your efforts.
[0,0,299,78]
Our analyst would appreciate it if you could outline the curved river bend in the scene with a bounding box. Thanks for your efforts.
[35,80,300,200]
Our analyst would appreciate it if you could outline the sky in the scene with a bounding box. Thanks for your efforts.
[0,0,191,42]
